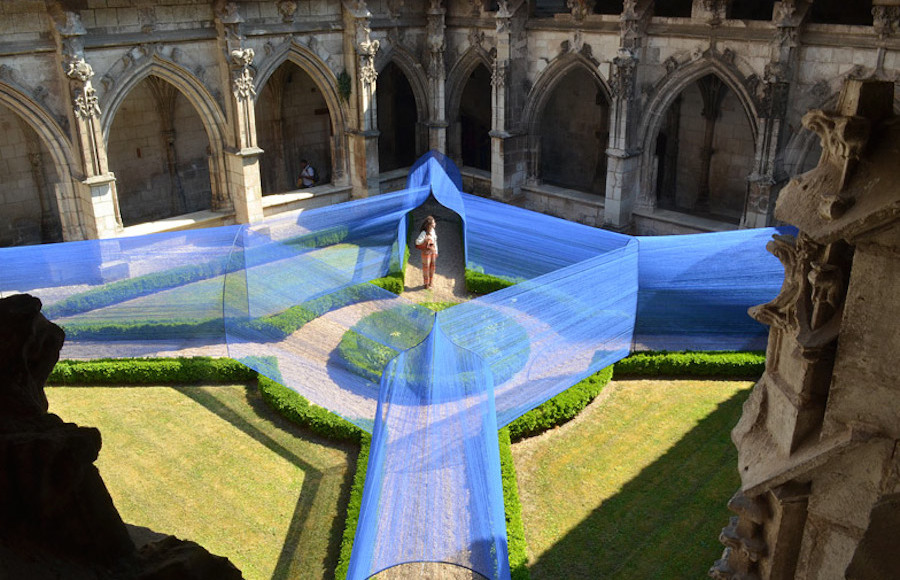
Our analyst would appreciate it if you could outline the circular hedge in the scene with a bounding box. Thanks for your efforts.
[336,302,530,387]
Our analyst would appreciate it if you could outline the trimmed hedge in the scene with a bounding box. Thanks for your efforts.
[48,357,256,385]
[44,260,229,319]
[369,271,404,295]
[613,351,765,379]
[500,427,530,580]
[256,374,363,442]
[506,366,614,441]
[335,433,371,580]
[465,269,519,295]
[59,319,223,341]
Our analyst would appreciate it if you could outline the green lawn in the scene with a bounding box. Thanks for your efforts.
[45,384,358,580]
[512,379,752,579]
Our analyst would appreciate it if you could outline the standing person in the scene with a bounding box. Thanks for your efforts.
[297,159,316,188]
[415,215,438,289]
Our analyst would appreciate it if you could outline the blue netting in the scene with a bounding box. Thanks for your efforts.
[0,151,788,580]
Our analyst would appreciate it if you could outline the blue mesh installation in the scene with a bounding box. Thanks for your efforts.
[441,240,639,428]
[348,318,508,579]
[0,151,789,580]
[633,227,795,351]
[0,226,242,359]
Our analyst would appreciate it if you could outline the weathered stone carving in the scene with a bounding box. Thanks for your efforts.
[713,78,900,580]
[426,0,446,81]
[801,110,870,218]
[230,48,256,101]
[610,48,638,100]
[490,59,507,88]
[567,0,590,22]
[873,5,900,40]
[620,0,652,50]
[276,0,298,22]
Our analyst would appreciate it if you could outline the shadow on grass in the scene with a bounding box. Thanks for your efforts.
[175,385,357,580]
[528,389,747,579]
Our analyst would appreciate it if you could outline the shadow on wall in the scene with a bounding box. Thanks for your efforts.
[528,389,748,579]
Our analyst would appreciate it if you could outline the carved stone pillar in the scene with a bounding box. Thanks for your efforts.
[695,75,727,214]
[743,0,808,228]
[713,79,899,580]
[49,5,122,240]
[343,1,381,198]
[489,0,528,201]
[215,2,263,223]
[604,0,651,231]
[426,0,448,152]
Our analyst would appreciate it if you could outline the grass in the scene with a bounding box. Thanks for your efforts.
[45,384,358,580]
[512,379,752,579]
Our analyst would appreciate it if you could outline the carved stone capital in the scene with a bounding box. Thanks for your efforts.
[491,59,507,88]
[611,48,638,100]
[232,67,256,101]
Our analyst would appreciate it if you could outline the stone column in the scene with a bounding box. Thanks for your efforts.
[343,1,381,198]
[603,0,652,231]
[713,79,899,580]
[695,75,726,213]
[489,0,528,201]
[743,0,809,228]
[215,2,263,223]
[426,0,448,153]
[49,5,122,240]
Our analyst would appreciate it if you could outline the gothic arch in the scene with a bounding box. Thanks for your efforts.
[376,44,431,123]
[446,46,494,165]
[100,56,227,149]
[522,52,613,188]
[255,41,350,182]
[522,51,612,135]
[637,57,762,206]
[446,45,494,128]
[0,80,83,241]
[100,56,231,218]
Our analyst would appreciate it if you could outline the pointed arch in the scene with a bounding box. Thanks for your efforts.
[254,41,350,183]
[446,45,493,128]
[0,81,84,241]
[101,56,227,149]
[638,57,761,207]
[376,44,431,123]
[522,51,612,135]
[446,46,494,168]
[639,57,760,154]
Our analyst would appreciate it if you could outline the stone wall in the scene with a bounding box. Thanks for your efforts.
[107,78,211,225]
[713,78,900,580]
[0,107,50,246]
[0,0,896,242]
